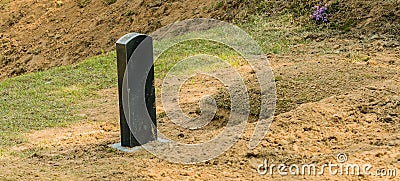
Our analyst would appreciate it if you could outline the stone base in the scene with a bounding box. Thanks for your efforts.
[110,137,169,153]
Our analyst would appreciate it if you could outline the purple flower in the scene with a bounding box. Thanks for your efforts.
[312,4,329,23]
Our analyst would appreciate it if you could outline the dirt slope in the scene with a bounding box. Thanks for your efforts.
[1,0,399,80]
[0,0,219,79]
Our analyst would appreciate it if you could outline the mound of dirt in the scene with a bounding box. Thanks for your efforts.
[215,51,400,116]
[1,0,399,81]
[330,0,400,37]
[0,0,221,79]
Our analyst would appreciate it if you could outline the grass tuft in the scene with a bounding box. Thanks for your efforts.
[0,52,117,154]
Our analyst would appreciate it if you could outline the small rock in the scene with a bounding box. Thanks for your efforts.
[55,1,63,7]
[369,35,382,40]
[333,44,340,49]
[377,46,384,51]
[366,60,378,65]
[355,47,363,51]
[384,41,399,48]
[54,34,62,39]
[248,158,260,169]
[280,140,289,145]
[23,55,33,63]
[293,144,299,151]
[383,116,393,123]
[364,114,377,123]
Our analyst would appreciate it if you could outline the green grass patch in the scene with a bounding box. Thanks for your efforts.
[239,14,310,54]
[0,52,117,155]
[155,39,244,79]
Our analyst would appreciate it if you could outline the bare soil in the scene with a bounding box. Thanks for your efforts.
[0,0,219,79]
[1,46,399,180]
[1,0,400,180]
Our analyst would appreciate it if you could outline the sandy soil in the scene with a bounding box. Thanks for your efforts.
[1,0,399,180]
[1,46,399,180]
